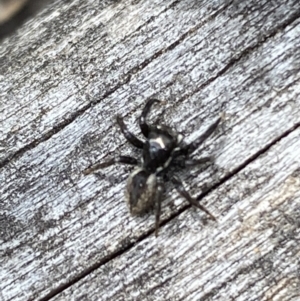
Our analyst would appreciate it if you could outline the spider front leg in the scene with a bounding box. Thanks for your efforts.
[83,156,138,175]
[171,176,216,221]
[139,98,160,137]
[116,115,144,149]
[181,117,221,156]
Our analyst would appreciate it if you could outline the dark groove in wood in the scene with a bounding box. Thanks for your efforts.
[36,229,154,301]
[195,121,300,200]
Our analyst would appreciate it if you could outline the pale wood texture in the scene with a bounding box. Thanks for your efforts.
[0,0,300,300]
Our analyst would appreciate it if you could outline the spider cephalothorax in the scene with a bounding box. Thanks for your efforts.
[83,99,220,236]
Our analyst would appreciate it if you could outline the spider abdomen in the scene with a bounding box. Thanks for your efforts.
[125,168,157,215]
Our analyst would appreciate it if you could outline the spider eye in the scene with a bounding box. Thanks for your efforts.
[126,168,157,215]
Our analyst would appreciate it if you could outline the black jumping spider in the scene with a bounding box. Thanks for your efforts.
[84,99,220,236]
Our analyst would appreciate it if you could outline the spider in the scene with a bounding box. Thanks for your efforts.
[83,99,221,236]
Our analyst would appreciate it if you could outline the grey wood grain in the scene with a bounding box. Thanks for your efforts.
[0,0,299,163]
[0,0,300,300]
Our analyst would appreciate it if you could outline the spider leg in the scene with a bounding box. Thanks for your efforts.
[155,177,164,237]
[180,117,221,156]
[83,156,138,175]
[139,98,160,137]
[116,115,144,149]
[171,176,216,221]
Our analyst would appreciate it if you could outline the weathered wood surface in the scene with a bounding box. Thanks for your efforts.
[0,0,299,300]
[54,127,300,301]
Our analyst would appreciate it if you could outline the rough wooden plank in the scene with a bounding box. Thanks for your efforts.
[1,1,300,301]
[0,0,299,163]
[53,127,300,301]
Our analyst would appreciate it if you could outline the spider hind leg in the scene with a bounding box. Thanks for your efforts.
[171,176,216,221]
